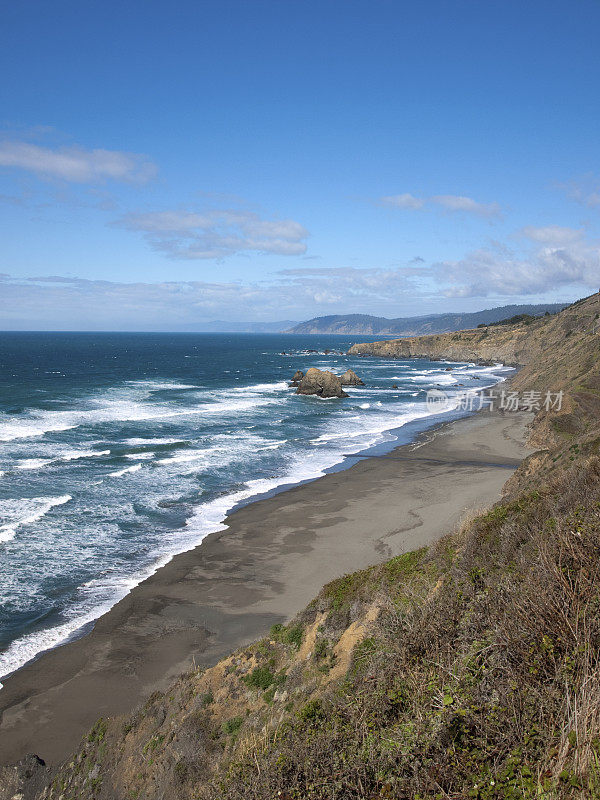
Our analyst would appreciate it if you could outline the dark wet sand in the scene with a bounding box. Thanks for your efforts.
[0,409,532,765]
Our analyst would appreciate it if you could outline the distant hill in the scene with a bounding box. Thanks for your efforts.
[286,303,567,335]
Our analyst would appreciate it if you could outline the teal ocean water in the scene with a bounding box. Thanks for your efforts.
[0,333,511,682]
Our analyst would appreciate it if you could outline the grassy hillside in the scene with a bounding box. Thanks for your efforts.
[3,294,600,800]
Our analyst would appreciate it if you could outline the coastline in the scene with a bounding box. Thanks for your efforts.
[0,405,533,766]
[0,364,510,684]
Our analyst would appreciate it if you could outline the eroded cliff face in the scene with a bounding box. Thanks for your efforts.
[348,324,532,366]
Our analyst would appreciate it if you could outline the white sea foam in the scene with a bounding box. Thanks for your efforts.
[0,359,513,686]
[124,437,186,446]
[231,381,288,393]
[60,449,110,461]
[16,458,53,470]
[126,380,201,390]
[0,393,280,442]
[15,450,110,470]
[0,495,71,544]
[154,434,277,471]
[155,451,210,465]
[257,440,287,451]
[0,567,147,684]
[107,464,143,478]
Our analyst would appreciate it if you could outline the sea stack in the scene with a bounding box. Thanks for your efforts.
[296,367,348,398]
[339,369,365,386]
[289,370,304,387]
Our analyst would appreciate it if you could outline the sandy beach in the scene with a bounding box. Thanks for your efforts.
[0,407,532,765]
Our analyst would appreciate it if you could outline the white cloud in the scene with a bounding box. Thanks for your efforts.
[0,267,419,329]
[378,192,501,218]
[520,225,584,245]
[379,193,425,210]
[430,195,501,218]
[435,238,600,297]
[0,141,156,183]
[116,208,309,259]
[1,234,596,330]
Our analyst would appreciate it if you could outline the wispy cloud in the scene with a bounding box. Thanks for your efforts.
[430,195,501,218]
[116,208,309,259]
[0,141,156,183]
[559,174,600,208]
[520,225,584,246]
[378,192,502,218]
[379,193,425,210]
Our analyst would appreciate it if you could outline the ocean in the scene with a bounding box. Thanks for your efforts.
[0,332,511,682]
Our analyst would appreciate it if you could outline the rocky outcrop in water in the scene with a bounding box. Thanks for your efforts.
[289,370,304,387]
[296,368,348,398]
[339,369,365,386]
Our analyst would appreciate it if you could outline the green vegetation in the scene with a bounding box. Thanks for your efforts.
[269,622,304,648]
[199,690,213,707]
[320,565,374,610]
[86,718,107,744]
[477,312,538,327]
[241,666,275,691]
[221,717,243,736]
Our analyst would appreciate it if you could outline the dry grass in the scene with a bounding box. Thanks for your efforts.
[209,458,600,800]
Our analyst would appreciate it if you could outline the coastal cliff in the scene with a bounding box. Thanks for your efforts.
[348,296,599,390]
[350,292,600,454]
[3,294,600,800]
[348,324,531,364]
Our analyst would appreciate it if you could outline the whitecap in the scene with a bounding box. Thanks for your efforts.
[60,449,110,461]
[124,438,186,447]
[0,393,280,443]
[16,458,53,470]
[155,451,209,466]
[0,495,72,544]
[125,380,200,390]
[106,464,143,478]
[15,450,110,470]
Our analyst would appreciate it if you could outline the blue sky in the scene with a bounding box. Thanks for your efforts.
[0,0,599,329]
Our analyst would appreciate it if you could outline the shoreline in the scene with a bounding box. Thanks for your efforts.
[0,369,508,685]
[0,404,533,766]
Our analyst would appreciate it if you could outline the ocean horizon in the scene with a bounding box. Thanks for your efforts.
[0,332,511,682]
